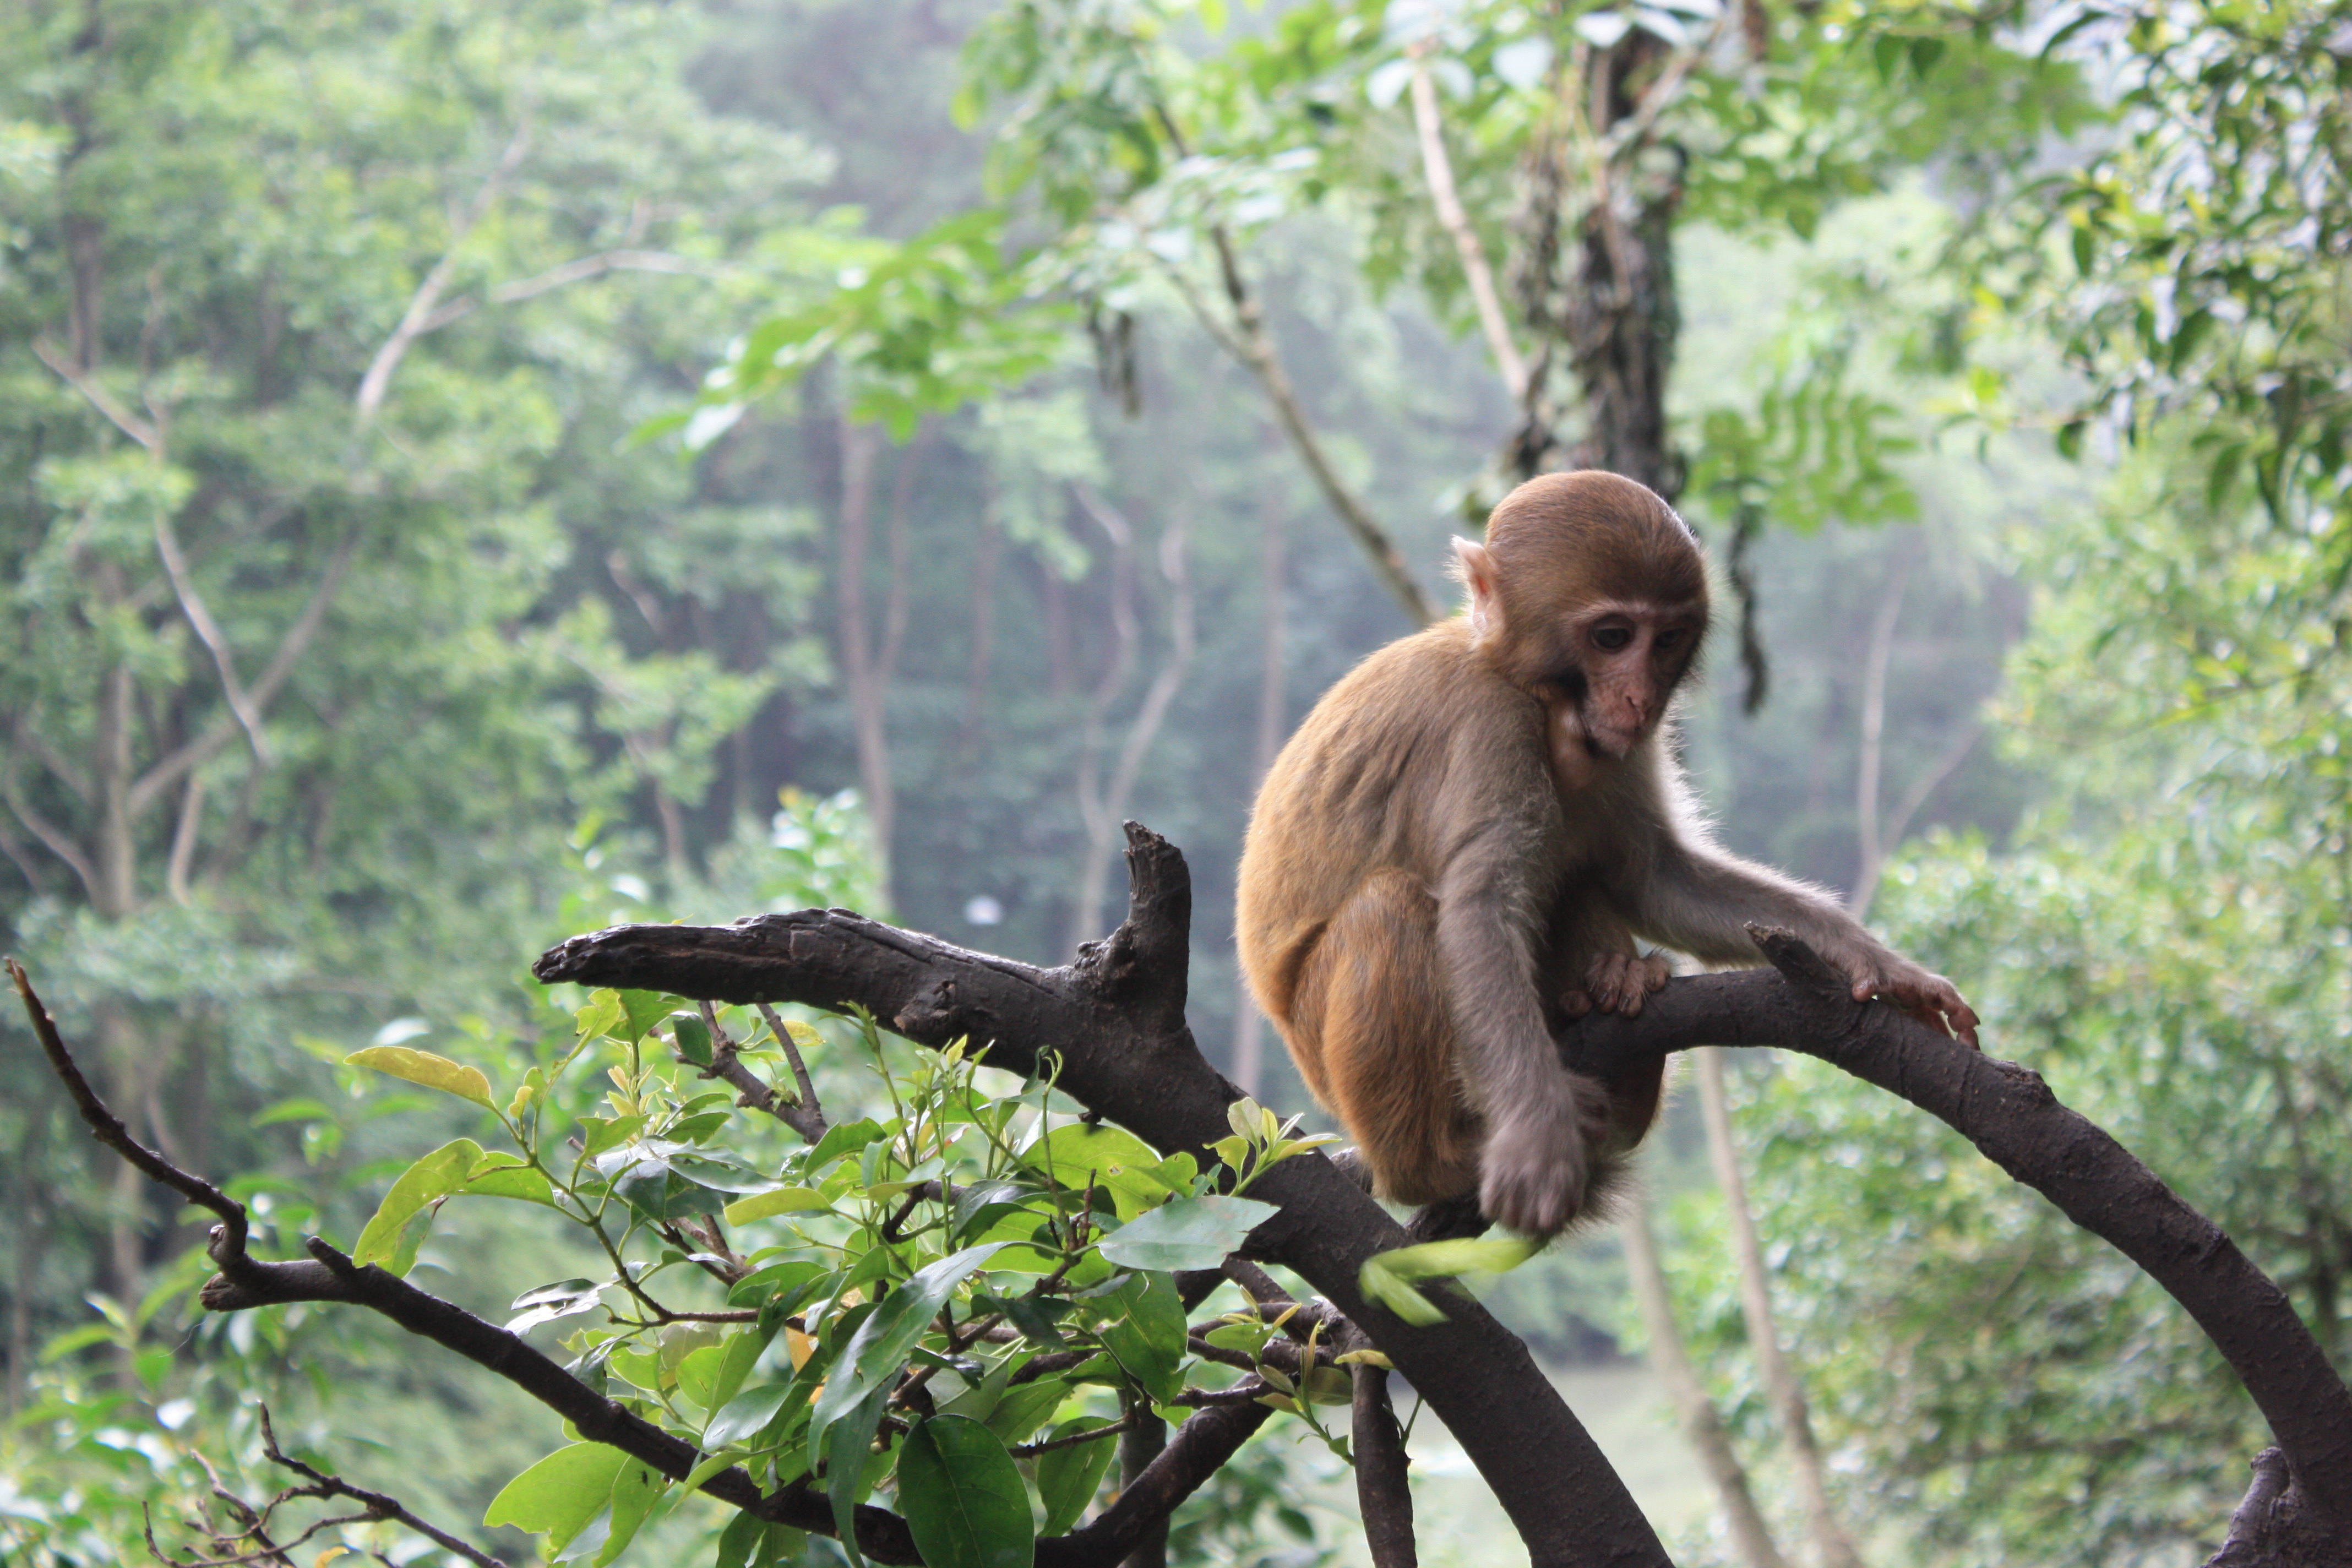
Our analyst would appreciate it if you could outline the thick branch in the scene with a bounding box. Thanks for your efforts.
[535,824,1671,1568]
[1561,929,2352,1539]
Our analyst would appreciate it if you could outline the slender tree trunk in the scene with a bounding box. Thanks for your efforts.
[833,415,892,899]
[1621,1189,1794,1568]
[1696,1048,1866,1568]
[1850,552,1915,916]
[962,514,1000,745]
[1229,478,1287,1096]
[1066,492,1193,950]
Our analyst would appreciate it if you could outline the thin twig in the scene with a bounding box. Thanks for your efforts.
[255,1406,508,1568]
[756,1002,826,1131]
[1407,41,1529,400]
[9,960,247,1255]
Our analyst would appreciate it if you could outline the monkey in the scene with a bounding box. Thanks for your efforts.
[1234,470,1979,1238]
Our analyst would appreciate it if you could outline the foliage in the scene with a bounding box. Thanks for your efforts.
[51,985,1344,1567]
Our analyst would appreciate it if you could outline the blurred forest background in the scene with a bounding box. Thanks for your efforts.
[2,0,2349,1564]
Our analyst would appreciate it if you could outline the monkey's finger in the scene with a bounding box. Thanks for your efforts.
[1643,960,1668,993]
[1562,989,1595,1019]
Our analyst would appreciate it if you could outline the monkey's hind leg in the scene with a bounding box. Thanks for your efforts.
[1290,870,1481,1208]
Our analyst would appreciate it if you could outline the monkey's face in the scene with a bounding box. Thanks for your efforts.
[1544,599,1705,757]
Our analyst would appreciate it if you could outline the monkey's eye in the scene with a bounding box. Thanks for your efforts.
[1656,629,1687,651]
[1592,626,1634,651]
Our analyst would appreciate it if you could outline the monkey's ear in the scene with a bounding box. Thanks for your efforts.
[1450,537,1500,639]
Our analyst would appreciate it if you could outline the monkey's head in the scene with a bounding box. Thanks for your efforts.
[1452,471,1709,760]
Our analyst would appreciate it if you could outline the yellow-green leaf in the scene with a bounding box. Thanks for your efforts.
[723,1186,831,1224]
[345,1046,494,1109]
[355,1140,481,1271]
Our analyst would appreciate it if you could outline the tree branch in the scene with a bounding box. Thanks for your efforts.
[1560,927,2352,1543]
[128,530,361,819]
[154,514,271,767]
[1406,45,1529,402]
[354,122,532,431]
[16,951,1305,1567]
[533,824,1674,1567]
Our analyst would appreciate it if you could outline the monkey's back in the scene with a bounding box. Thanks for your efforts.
[1235,617,1548,1031]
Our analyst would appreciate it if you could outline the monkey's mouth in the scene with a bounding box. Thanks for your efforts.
[1584,723,1642,759]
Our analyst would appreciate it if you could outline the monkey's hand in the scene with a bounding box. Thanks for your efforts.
[1478,1074,1614,1238]
[1561,951,1671,1019]
[1839,950,1981,1049]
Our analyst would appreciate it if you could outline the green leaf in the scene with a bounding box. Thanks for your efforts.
[507,1278,605,1333]
[1096,1272,1185,1404]
[725,1186,832,1224]
[982,1377,1069,1447]
[616,990,674,1044]
[705,1383,794,1450]
[484,1443,630,1553]
[1358,1236,1539,1327]
[810,1245,1005,1453]
[1358,1256,1447,1327]
[353,1140,480,1271]
[344,1047,494,1109]
[575,991,625,1042]
[805,1117,887,1172]
[896,1416,1036,1568]
[827,1386,892,1568]
[672,1010,714,1066]
[1368,1236,1540,1281]
[1035,1417,1120,1536]
[579,1115,647,1156]
[461,1153,555,1206]
[728,1259,832,1312]
[1096,1195,1277,1272]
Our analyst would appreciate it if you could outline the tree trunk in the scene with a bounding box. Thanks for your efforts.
[833,415,893,899]
[1696,1047,1865,1568]
[1621,1188,1795,1568]
[1229,475,1287,1096]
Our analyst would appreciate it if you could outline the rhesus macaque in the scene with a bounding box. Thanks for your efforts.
[1235,471,1979,1237]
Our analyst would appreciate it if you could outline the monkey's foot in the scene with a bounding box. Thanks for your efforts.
[1835,951,1983,1049]
[1477,1076,1614,1238]
[1561,951,1671,1019]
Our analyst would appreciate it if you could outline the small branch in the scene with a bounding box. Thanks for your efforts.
[1353,1364,1418,1568]
[2,771,100,899]
[354,122,532,431]
[415,249,717,334]
[154,515,271,766]
[32,336,161,451]
[130,530,362,819]
[255,1406,508,1568]
[754,1003,826,1134]
[9,959,249,1260]
[1407,43,1529,401]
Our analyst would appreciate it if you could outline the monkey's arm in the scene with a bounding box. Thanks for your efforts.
[1435,821,1612,1235]
[1627,815,1981,1048]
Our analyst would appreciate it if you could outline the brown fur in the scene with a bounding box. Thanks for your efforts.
[1236,471,1978,1236]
